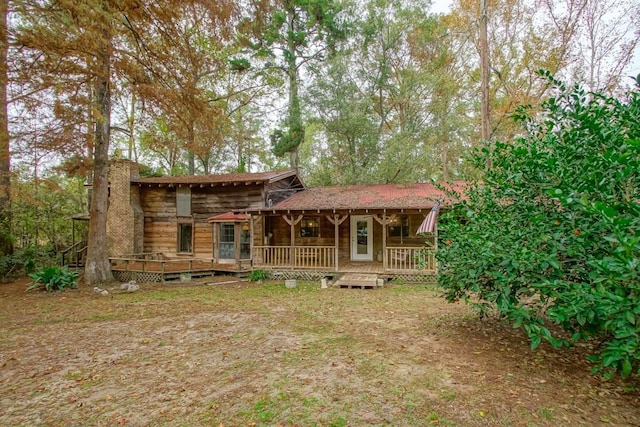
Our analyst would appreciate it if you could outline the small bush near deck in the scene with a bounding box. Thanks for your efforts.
[248,270,269,282]
[28,266,79,292]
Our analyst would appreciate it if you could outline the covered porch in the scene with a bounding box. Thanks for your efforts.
[243,182,447,281]
[243,182,451,281]
[251,239,436,275]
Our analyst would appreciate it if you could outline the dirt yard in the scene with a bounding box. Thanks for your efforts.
[1,277,639,426]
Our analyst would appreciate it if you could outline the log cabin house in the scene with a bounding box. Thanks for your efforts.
[105,160,457,284]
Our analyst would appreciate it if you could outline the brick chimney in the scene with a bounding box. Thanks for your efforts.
[106,160,143,257]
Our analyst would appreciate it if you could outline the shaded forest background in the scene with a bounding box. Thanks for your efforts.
[0,0,638,281]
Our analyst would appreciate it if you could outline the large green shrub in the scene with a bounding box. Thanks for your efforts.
[28,266,79,292]
[437,72,640,378]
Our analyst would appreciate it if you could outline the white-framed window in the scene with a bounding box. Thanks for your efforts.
[219,223,235,259]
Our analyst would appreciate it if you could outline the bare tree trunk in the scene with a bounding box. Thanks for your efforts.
[480,0,491,168]
[187,124,195,174]
[128,91,138,162]
[0,0,11,256]
[85,9,113,285]
[286,5,300,170]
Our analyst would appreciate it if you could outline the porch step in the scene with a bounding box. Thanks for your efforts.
[335,273,382,289]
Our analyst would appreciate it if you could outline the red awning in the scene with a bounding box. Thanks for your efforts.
[207,212,251,223]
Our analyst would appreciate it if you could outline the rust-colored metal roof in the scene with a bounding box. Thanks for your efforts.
[207,212,251,223]
[132,169,299,186]
[260,182,467,212]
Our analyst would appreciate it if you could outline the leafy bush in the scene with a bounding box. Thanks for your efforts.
[28,266,79,292]
[0,245,42,281]
[248,269,269,282]
[437,72,640,378]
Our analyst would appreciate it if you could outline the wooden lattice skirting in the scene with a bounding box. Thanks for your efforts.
[269,270,333,281]
[269,270,437,284]
[112,271,164,283]
[389,273,437,284]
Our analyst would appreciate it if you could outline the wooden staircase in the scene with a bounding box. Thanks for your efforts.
[334,273,383,289]
[61,241,88,268]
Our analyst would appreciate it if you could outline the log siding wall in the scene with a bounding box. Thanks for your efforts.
[139,183,284,257]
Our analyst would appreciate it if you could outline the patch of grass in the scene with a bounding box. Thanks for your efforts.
[241,397,278,424]
[88,312,128,322]
[438,390,456,400]
[32,315,68,324]
[328,417,348,427]
[63,370,85,381]
[539,407,554,420]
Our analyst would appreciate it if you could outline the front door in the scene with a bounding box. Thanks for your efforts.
[218,223,235,263]
[350,215,373,261]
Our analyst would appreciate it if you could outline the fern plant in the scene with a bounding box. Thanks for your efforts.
[28,266,79,291]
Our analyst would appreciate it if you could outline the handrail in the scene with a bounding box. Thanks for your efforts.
[253,246,335,270]
[61,241,87,267]
[386,246,435,273]
[61,240,85,256]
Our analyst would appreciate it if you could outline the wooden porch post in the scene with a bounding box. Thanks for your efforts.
[326,214,348,272]
[212,223,218,264]
[374,213,395,272]
[334,215,339,272]
[382,221,387,271]
[283,214,302,269]
[251,215,260,265]
[235,223,241,270]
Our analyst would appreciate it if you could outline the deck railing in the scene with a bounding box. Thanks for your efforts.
[109,247,435,275]
[386,247,436,273]
[253,246,335,270]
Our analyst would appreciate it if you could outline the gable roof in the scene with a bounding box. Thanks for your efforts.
[131,169,301,187]
[254,182,466,212]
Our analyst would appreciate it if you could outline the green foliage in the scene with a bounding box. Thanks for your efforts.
[10,170,88,253]
[248,269,269,282]
[437,71,640,378]
[271,124,305,158]
[229,57,251,72]
[28,266,79,292]
[0,244,57,281]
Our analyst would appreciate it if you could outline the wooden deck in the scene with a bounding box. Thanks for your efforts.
[109,246,436,283]
[110,255,251,282]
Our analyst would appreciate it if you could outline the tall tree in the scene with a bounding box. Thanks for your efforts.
[0,0,10,257]
[85,0,115,284]
[573,0,640,92]
[304,0,471,184]
[14,0,149,284]
[240,0,346,168]
[125,1,247,174]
